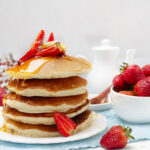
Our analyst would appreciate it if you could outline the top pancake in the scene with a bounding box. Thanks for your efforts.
[6,56,92,79]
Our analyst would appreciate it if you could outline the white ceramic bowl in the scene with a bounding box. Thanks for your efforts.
[110,87,150,123]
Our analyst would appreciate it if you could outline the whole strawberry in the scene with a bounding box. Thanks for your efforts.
[100,126,134,149]
[142,65,150,76]
[112,74,126,91]
[123,64,145,84]
[133,76,150,96]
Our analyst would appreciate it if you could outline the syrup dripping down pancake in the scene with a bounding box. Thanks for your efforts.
[6,56,92,79]
[5,110,93,137]
[4,99,90,125]
[7,76,87,97]
[5,92,88,113]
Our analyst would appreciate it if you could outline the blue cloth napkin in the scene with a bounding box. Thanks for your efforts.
[0,109,150,150]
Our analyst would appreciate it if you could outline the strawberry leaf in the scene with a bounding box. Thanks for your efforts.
[120,62,128,74]
[120,125,135,140]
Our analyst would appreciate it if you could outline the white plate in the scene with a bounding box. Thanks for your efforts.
[0,108,107,144]
[89,94,112,111]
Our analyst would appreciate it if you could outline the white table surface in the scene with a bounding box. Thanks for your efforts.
[89,140,150,150]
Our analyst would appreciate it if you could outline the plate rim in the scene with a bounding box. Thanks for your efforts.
[0,113,107,144]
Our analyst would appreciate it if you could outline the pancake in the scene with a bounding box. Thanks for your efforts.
[7,76,87,97]
[5,92,88,113]
[6,56,92,79]
[5,110,93,137]
[4,100,90,125]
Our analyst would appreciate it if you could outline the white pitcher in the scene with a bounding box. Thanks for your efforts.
[87,39,120,94]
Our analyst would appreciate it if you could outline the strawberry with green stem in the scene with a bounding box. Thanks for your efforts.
[113,62,145,93]
[112,63,128,91]
[100,125,134,149]
[122,64,145,85]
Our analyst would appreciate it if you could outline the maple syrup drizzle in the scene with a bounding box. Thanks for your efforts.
[22,79,25,86]
[10,77,12,84]
[7,57,51,78]
[64,56,72,61]
[16,78,19,89]
[3,98,6,105]
[0,124,7,133]
[0,109,7,133]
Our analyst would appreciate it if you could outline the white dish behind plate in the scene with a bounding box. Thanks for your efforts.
[89,94,112,111]
[0,107,107,144]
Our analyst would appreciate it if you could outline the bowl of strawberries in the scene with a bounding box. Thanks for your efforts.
[111,63,150,123]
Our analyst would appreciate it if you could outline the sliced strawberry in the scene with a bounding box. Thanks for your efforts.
[119,91,134,96]
[54,112,76,137]
[18,48,38,65]
[36,46,60,57]
[30,29,45,49]
[47,32,54,42]
[55,117,70,137]
[57,112,76,130]
[18,30,45,65]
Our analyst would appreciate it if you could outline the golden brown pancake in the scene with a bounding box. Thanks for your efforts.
[5,110,93,137]
[4,100,90,125]
[7,76,87,97]
[6,56,92,79]
[5,92,88,113]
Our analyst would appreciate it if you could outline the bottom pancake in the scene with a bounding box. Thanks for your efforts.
[5,110,93,137]
[4,100,90,125]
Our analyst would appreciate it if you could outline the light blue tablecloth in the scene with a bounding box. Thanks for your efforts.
[0,109,150,150]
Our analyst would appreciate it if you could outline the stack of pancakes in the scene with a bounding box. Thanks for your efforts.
[3,56,92,137]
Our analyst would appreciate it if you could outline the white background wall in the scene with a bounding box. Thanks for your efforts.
[0,0,150,63]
